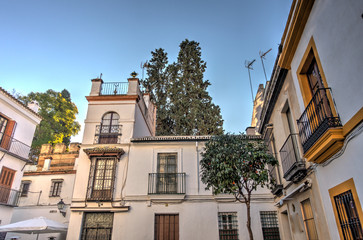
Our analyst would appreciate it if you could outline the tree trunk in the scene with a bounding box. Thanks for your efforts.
[246,197,254,240]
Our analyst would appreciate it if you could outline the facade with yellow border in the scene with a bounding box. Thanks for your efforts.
[268,0,363,239]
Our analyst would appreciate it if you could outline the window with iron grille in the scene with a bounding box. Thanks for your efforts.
[301,199,319,240]
[20,181,31,197]
[49,180,63,197]
[260,211,280,240]
[81,212,113,240]
[334,190,363,240]
[154,214,179,240]
[96,112,121,144]
[86,157,117,201]
[218,212,239,240]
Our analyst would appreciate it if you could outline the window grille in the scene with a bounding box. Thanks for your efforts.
[49,180,63,197]
[260,211,280,240]
[301,199,319,240]
[86,157,116,201]
[81,212,113,240]
[154,214,179,240]
[218,212,239,240]
[334,190,363,240]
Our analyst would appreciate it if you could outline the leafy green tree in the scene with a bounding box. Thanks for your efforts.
[19,89,81,152]
[200,133,277,240]
[143,39,224,136]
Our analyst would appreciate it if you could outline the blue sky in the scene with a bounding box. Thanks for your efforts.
[0,0,292,142]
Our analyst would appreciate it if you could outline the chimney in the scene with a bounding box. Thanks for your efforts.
[28,100,40,113]
[42,158,52,171]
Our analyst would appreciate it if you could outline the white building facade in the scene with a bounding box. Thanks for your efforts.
[66,77,280,240]
[257,0,363,239]
[8,142,80,240]
[0,87,42,239]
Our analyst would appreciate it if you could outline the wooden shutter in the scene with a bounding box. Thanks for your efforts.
[0,167,16,203]
[0,120,16,150]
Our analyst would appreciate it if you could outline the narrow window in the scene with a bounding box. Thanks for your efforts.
[157,153,177,194]
[20,181,31,197]
[218,212,239,240]
[301,199,319,240]
[81,212,113,240]
[97,112,120,144]
[87,157,116,201]
[260,211,281,240]
[49,180,63,197]
[154,214,179,240]
[334,190,363,239]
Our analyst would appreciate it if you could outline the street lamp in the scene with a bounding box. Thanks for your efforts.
[57,199,66,217]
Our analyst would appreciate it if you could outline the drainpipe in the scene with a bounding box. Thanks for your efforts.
[196,141,200,193]
[37,190,42,206]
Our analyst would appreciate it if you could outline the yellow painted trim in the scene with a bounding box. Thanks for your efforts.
[296,37,337,119]
[343,107,363,136]
[304,128,344,163]
[329,178,363,240]
[278,0,315,69]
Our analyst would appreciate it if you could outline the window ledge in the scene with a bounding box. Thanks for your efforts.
[304,127,344,163]
[148,194,185,203]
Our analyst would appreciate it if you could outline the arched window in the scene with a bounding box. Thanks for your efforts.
[96,112,121,144]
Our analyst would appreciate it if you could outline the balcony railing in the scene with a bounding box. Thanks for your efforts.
[0,186,20,207]
[268,164,283,196]
[0,132,31,161]
[87,189,113,201]
[94,125,122,144]
[279,134,306,182]
[148,173,186,194]
[100,82,128,95]
[297,88,342,153]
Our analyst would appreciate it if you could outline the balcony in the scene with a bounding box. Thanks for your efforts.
[0,132,32,162]
[0,186,20,207]
[279,134,306,182]
[297,88,342,153]
[268,165,283,196]
[100,82,128,95]
[94,125,122,144]
[148,173,186,194]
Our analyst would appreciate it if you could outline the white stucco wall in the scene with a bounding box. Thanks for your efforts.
[290,0,363,124]
[315,130,363,239]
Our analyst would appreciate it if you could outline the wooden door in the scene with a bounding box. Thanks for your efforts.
[155,214,179,240]
[0,167,16,203]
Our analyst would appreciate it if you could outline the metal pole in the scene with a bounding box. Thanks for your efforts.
[248,68,254,103]
[261,56,268,82]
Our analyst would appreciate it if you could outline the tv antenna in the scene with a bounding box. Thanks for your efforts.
[259,48,272,82]
[140,61,149,81]
[245,59,256,103]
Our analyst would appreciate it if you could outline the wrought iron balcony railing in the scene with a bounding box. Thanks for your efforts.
[279,133,306,182]
[94,125,122,144]
[0,132,31,161]
[86,189,113,201]
[100,82,128,95]
[148,173,186,194]
[0,185,20,207]
[297,88,342,153]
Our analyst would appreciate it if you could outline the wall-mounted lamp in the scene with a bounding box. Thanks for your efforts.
[57,199,66,217]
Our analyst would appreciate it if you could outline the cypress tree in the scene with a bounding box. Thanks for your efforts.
[144,39,224,136]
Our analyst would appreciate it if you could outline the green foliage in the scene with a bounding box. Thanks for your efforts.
[201,133,277,198]
[142,39,224,136]
[19,89,81,151]
[200,133,278,240]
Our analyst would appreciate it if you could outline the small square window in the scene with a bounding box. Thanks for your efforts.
[49,180,63,197]
[218,212,239,240]
[20,181,31,197]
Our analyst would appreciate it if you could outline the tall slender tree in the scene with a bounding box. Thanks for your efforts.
[143,39,224,136]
